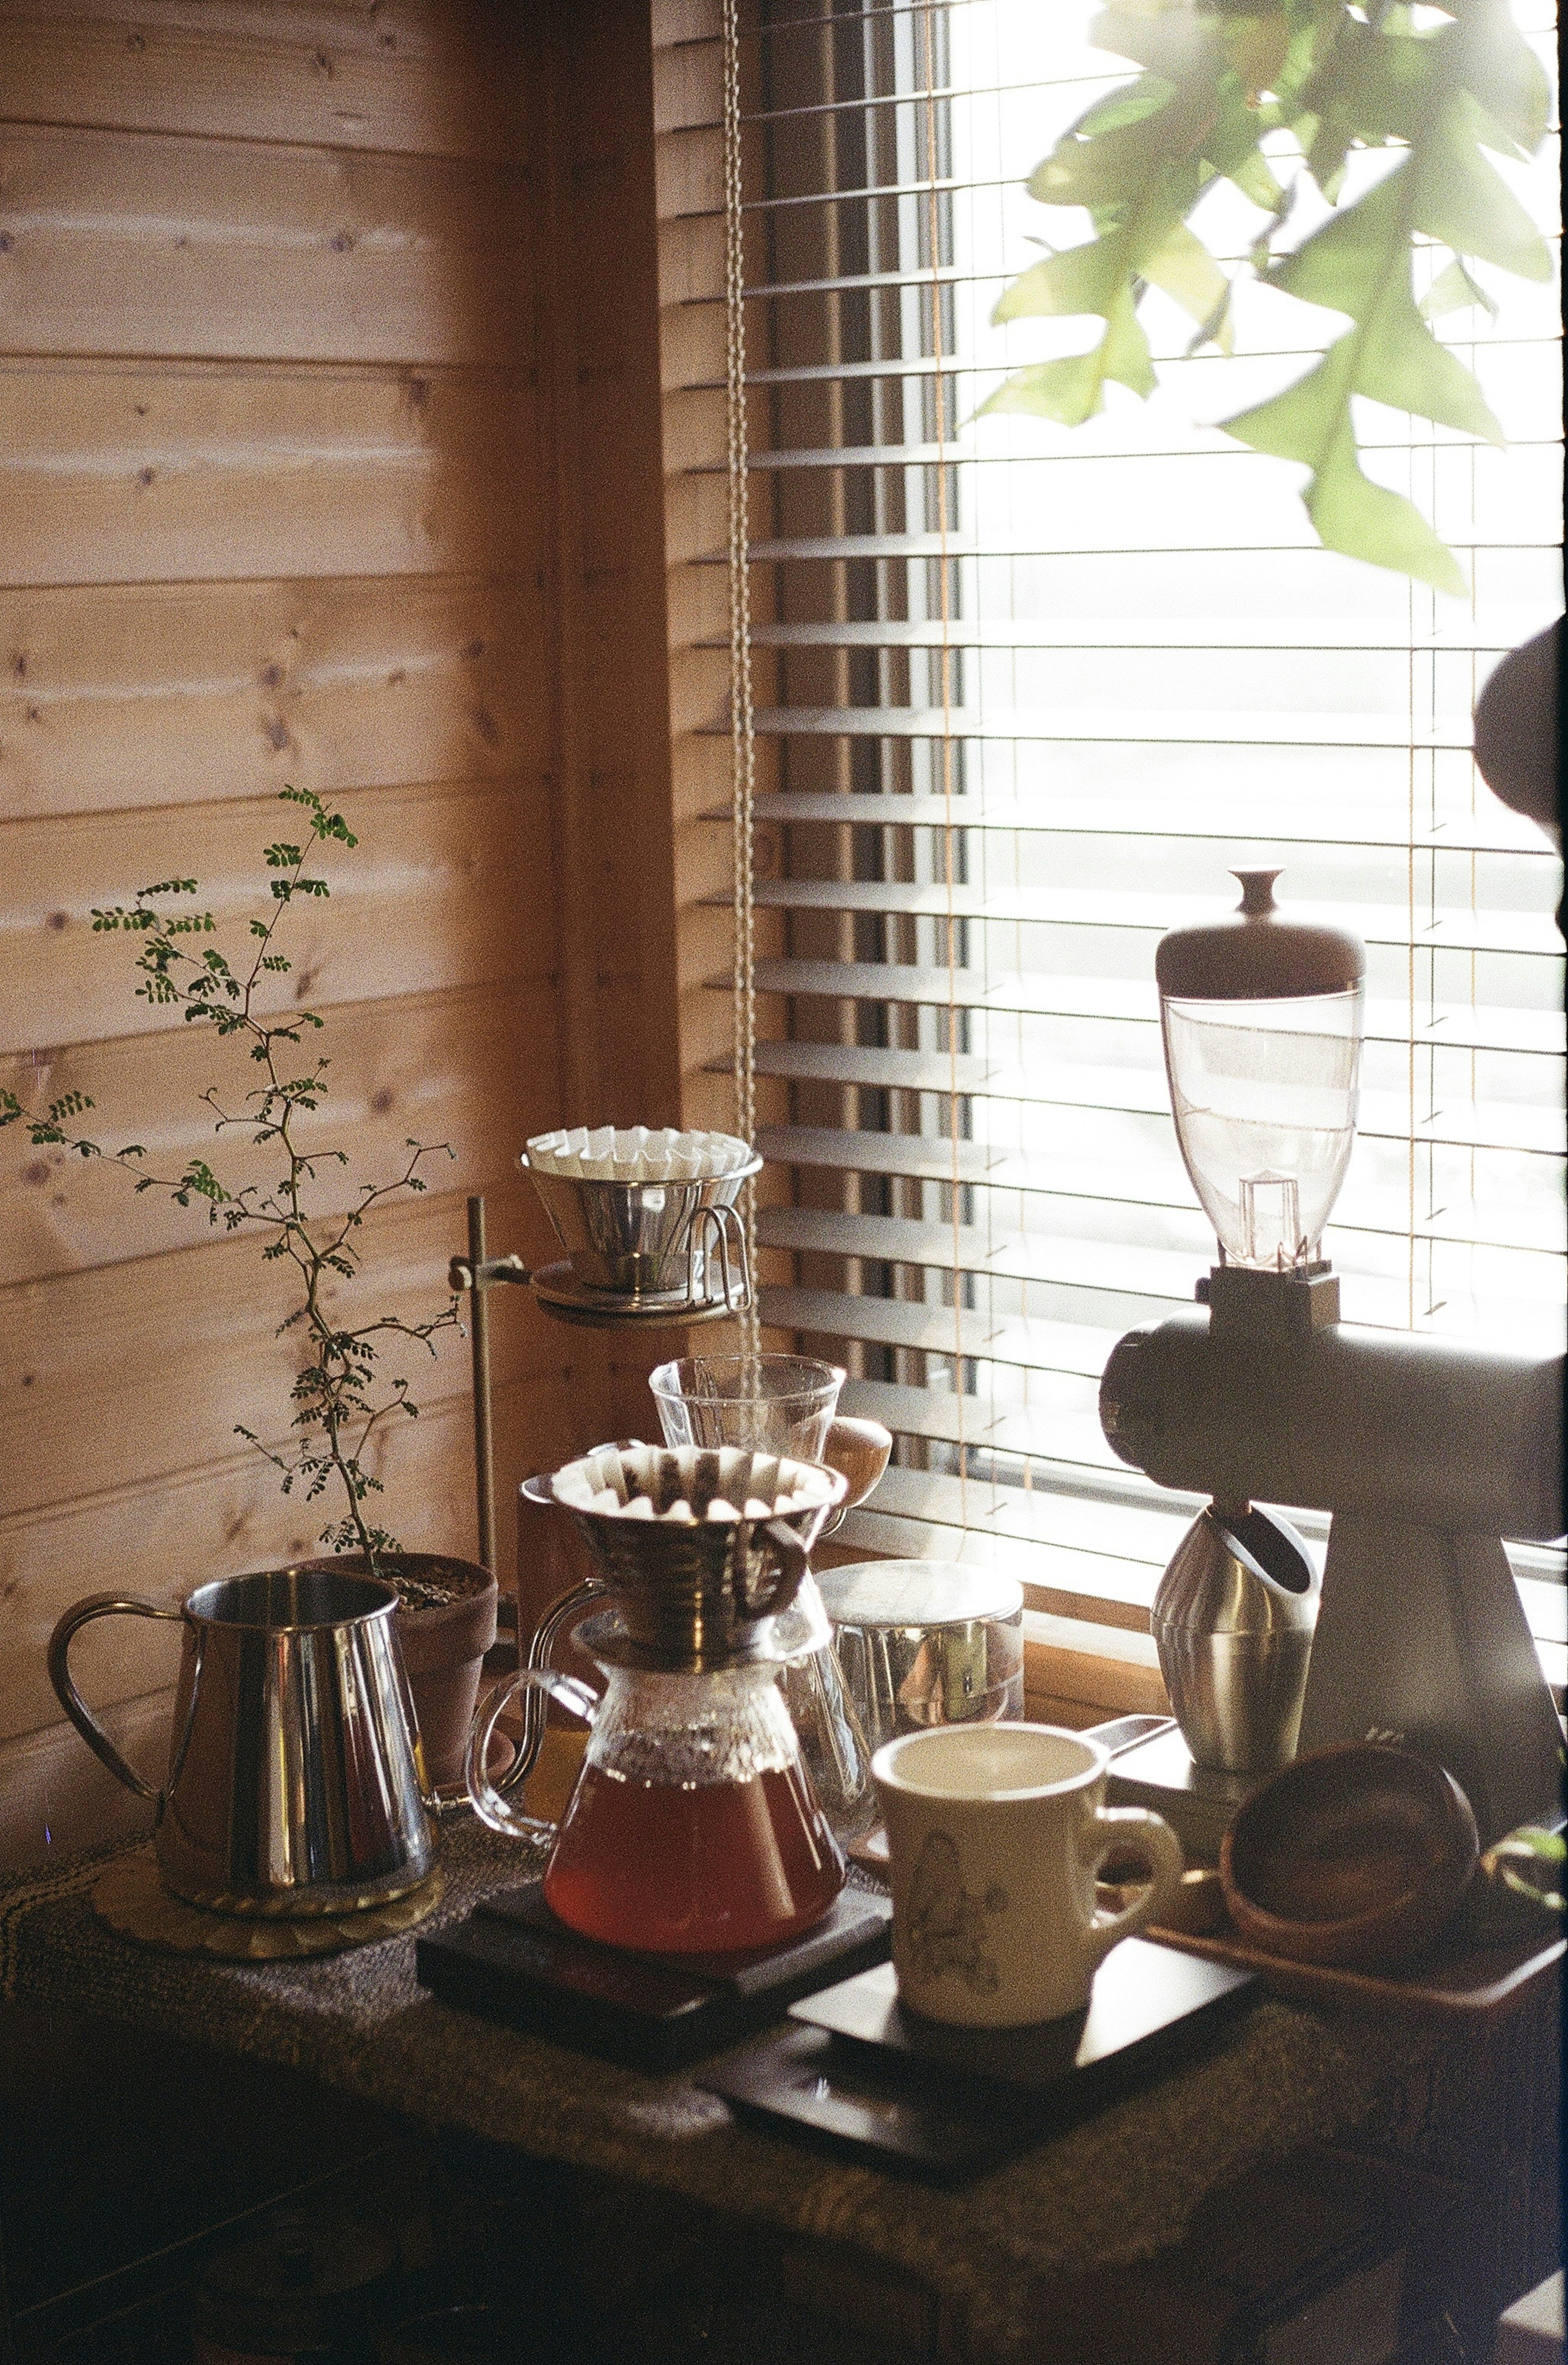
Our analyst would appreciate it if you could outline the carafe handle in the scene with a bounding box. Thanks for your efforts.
[47,1594,186,1807]
[466,1668,599,1841]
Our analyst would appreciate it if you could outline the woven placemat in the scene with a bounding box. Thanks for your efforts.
[93,1848,446,1960]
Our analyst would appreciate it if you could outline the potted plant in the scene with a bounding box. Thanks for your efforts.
[2,786,496,1789]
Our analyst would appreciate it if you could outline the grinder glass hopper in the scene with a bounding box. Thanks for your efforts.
[1158,871,1365,1291]
[1146,871,1362,1786]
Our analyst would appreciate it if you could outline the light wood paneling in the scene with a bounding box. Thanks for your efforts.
[0,577,545,820]
[0,14,523,158]
[0,365,535,587]
[1,0,689,1860]
[0,1182,541,1521]
[0,1370,575,1745]
[0,126,527,362]
[0,980,562,1285]
[0,777,548,1056]
[0,0,479,56]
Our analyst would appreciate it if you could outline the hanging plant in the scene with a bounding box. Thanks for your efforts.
[983,0,1553,594]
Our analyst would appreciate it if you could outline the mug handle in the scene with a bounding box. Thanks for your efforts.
[48,1594,186,1806]
[465,1667,599,1841]
[1080,1804,1184,1966]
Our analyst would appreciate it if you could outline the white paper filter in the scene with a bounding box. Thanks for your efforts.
[525,1126,753,1184]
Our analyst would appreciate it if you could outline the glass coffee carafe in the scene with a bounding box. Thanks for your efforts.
[470,1630,842,1953]
[467,1442,848,1955]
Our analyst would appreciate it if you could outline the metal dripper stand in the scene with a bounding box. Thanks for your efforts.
[449,1131,761,1574]
[1098,873,1564,1852]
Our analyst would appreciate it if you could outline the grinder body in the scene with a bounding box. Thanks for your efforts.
[1102,1311,1564,1841]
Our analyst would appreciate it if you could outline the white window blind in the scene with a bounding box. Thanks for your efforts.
[655,1,1564,1668]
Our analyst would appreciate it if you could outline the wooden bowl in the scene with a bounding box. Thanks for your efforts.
[1220,1743,1479,1970]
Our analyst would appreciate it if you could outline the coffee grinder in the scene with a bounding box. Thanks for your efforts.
[1100,873,1563,1847]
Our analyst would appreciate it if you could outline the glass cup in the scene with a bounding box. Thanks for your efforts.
[647,1354,877,1841]
[648,1354,846,1463]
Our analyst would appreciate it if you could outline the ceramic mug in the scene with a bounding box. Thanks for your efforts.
[872,1722,1184,2027]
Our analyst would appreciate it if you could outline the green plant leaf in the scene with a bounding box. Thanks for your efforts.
[981,283,1155,425]
[1221,334,1471,594]
[990,0,1546,590]
[1421,255,1499,322]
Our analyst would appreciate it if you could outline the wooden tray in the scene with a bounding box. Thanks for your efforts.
[1147,1909,1562,2022]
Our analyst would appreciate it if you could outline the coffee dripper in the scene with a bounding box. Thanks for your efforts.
[647,1355,891,1840]
[467,1443,849,1955]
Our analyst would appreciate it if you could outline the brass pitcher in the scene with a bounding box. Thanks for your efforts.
[49,1566,435,1915]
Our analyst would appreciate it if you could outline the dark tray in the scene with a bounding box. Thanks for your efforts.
[698,1938,1255,2182]
[415,1882,893,2072]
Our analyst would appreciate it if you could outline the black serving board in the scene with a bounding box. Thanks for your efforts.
[415,1882,893,2072]
[698,1938,1255,2182]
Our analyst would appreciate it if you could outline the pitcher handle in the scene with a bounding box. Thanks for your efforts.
[1080,1804,1184,1966]
[494,1575,608,1797]
[466,1668,599,1841]
[48,1594,185,1806]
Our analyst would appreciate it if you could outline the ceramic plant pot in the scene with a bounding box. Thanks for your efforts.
[298,1553,497,1791]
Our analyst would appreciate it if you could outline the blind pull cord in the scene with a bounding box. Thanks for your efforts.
[724,0,760,1360]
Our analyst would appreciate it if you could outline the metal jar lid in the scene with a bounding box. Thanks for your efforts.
[816,1560,1023,1632]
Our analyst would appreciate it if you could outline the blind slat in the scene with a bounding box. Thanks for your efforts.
[726,879,1563,962]
[727,705,1479,751]
[702,620,1548,652]
[706,791,1552,860]
[732,961,1562,1055]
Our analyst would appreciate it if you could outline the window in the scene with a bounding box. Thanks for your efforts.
[655,0,1564,1697]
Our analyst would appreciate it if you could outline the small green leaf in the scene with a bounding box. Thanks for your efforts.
[1141,221,1234,350]
[1223,341,1469,594]
[1421,255,1499,323]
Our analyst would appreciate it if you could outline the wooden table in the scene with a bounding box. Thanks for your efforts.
[0,1819,1557,2363]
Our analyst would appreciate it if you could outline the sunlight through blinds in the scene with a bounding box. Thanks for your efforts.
[655,0,1565,1659]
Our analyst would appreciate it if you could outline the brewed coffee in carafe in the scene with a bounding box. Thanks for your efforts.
[541,1654,843,1953]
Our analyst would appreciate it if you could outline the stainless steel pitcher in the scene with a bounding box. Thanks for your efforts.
[49,1566,434,1915]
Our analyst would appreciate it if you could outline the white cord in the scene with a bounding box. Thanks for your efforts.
[723,0,760,1355]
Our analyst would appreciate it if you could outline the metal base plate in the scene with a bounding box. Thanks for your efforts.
[528,1261,742,1329]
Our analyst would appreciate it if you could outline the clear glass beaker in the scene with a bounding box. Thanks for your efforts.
[648,1354,845,1462]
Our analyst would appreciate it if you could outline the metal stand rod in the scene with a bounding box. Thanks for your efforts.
[450,1194,531,1581]
[468,1196,495,1577]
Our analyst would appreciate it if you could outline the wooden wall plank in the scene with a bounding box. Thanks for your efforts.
[0,776,550,1057]
[0,979,563,1285]
[0,365,537,586]
[0,576,546,820]
[0,0,691,1864]
[0,1180,544,1521]
[0,16,525,159]
[0,0,480,59]
[0,1368,590,1746]
[0,125,528,362]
